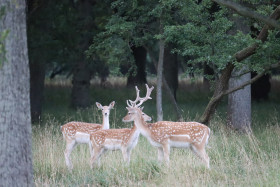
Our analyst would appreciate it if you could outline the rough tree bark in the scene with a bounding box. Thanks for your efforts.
[227,10,252,132]
[200,63,234,124]
[0,0,33,185]
[199,5,280,125]
[157,39,165,121]
[228,68,251,132]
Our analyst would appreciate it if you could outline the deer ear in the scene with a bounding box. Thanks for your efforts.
[96,102,102,110]
[140,106,144,111]
[109,101,115,109]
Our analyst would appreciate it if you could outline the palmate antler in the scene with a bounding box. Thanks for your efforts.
[127,84,154,108]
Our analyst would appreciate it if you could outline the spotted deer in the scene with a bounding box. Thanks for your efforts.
[122,84,211,168]
[61,101,115,170]
[89,85,153,168]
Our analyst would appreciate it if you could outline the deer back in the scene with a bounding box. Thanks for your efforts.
[147,121,210,144]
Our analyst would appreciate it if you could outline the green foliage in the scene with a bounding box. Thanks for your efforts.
[250,30,280,72]
[0,29,9,67]
[86,16,136,71]
[87,0,279,79]
[164,1,262,75]
[0,6,8,67]
[28,0,78,71]
[87,0,195,75]
[28,0,112,77]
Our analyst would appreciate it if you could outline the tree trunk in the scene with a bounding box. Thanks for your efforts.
[71,61,92,108]
[157,39,164,121]
[0,0,33,185]
[30,59,45,123]
[163,45,178,100]
[203,63,215,88]
[127,46,147,87]
[144,45,183,121]
[227,11,251,132]
[251,72,271,101]
[71,0,94,108]
[200,63,234,124]
[228,68,251,132]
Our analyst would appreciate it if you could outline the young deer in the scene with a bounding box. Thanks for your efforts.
[89,86,153,168]
[61,101,115,170]
[123,85,211,168]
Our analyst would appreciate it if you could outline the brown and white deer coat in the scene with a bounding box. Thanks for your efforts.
[122,85,211,168]
[61,101,115,170]
[89,85,154,168]
[89,109,151,168]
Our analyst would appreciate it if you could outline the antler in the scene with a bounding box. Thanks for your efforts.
[127,84,154,108]
[127,86,141,107]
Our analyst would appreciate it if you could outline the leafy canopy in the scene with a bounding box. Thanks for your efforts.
[88,0,280,76]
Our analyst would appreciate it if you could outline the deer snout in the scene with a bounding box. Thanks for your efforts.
[122,116,130,122]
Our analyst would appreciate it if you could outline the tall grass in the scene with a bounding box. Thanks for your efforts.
[33,78,280,186]
[33,115,280,186]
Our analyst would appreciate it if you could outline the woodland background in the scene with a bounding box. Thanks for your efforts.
[0,0,280,186]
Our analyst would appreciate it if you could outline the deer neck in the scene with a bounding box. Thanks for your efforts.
[102,114,110,129]
[131,123,138,131]
[134,113,151,138]
[130,123,141,137]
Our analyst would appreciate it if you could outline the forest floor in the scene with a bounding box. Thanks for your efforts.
[33,77,280,186]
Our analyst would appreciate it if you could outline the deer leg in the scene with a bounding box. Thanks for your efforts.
[157,147,164,162]
[121,147,130,165]
[64,139,76,170]
[88,142,94,158]
[126,148,132,165]
[191,145,210,168]
[90,147,104,169]
[162,143,170,164]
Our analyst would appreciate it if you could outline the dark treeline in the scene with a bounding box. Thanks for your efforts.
[26,0,280,131]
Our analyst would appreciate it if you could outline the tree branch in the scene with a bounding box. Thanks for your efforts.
[234,5,280,62]
[223,61,280,96]
[212,0,280,29]
[231,69,251,78]
[200,5,280,124]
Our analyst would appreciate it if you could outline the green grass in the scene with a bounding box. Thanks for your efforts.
[33,79,280,186]
[33,120,280,186]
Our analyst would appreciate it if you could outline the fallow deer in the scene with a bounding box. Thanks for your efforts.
[61,101,115,170]
[123,84,211,168]
[89,85,154,168]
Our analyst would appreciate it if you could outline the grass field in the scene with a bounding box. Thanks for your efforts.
[33,77,280,186]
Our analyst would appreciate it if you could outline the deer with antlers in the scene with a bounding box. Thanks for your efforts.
[61,101,115,170]
[123,84,211,168]
[89,86,153,168]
